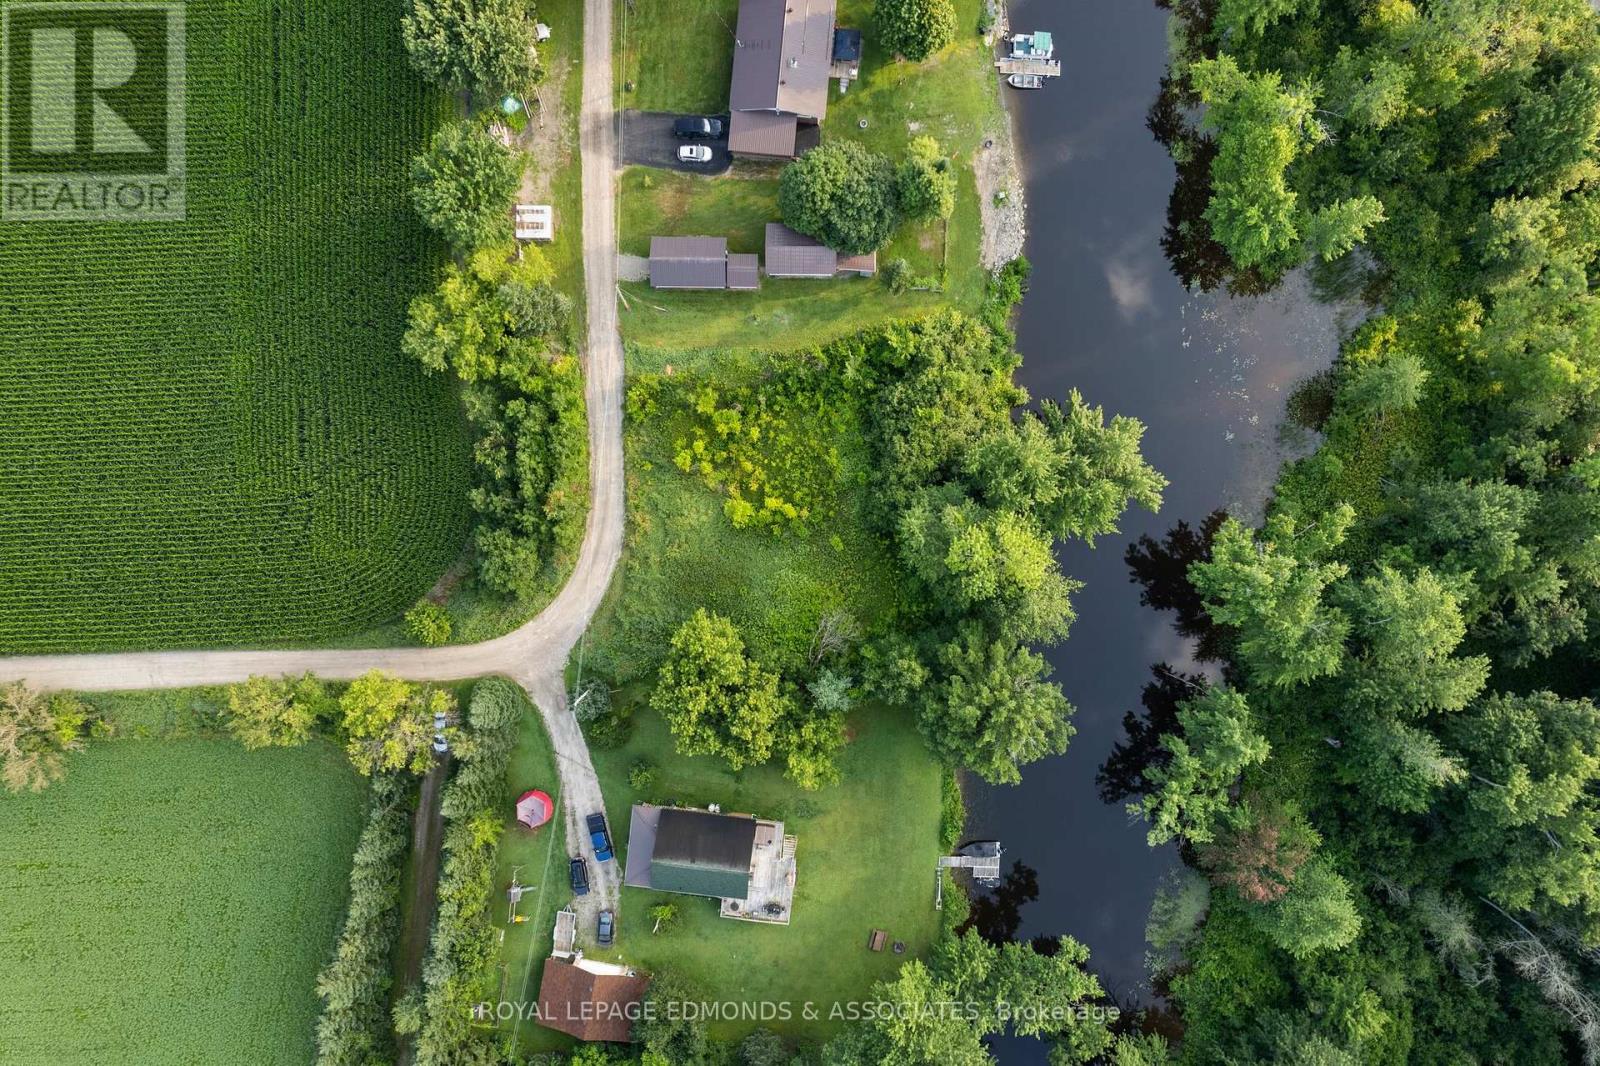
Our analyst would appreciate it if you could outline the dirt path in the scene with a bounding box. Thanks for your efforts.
[395,755,449,1066]
[0,0,625,924]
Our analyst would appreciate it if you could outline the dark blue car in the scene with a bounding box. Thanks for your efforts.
[587,813,614,863]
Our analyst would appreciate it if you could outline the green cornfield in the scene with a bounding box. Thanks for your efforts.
[0,739,368,1064]
[0,0,470,651]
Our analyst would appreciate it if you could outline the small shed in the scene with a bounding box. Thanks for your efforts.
[649,236,730,289]
[515,204,553,242]
[535,22,552,41]
[831,28,862,82]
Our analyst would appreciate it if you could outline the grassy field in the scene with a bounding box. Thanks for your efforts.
[615,0,740,113]
[613,0,997,352]
[590,704,944,1041]
[587,349,900,682]
[0,739,367,1065]
[0,0,469,653]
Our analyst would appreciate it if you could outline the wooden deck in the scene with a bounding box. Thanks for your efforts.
[996,57,1062,78]
[938,853,1003,879]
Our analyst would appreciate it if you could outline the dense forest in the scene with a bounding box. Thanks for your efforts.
[1124,0,1600,1061]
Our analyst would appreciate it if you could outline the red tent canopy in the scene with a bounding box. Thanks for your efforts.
[515,789,553,829]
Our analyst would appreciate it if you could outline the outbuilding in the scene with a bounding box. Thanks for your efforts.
[534,956,649,1042]
[764,222,837,278]
[648,236,730,289]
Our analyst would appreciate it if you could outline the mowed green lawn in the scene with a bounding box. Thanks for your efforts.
[484,688,575,1059]
[615,0,739,113]
[0,739,367,1065]
[0,0,470,653]
[593,706,944,1041]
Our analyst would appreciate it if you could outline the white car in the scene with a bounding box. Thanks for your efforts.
[677,144,714,164]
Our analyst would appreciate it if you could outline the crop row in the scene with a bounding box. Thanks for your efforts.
[0,0,469,652]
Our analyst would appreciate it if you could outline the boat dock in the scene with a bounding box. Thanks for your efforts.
[934,841,1005,907]
[996,56,1062,78]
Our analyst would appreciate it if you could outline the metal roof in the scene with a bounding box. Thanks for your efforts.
[649,236,729,289]
[728,109,799,157]
[655,808,758,870]
[623,804,660,890]
[727,253,761,289]
[730,0,836,120]
[764,222,837,277]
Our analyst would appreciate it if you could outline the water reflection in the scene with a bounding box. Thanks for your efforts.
[959,860,1042,945]
[970,3,1349,1060]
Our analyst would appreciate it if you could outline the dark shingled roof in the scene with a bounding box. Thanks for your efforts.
[764,222,837,277]
[727,253,761,290]
[728,110,799,157]
[650,808,757,899]
[730,0,836,120]
[649,236,729,289]
[535,959,649,1043]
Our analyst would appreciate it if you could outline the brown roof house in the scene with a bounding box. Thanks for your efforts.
[535,956,650,1043]
[764,223,877,279]
[728,0,837,158]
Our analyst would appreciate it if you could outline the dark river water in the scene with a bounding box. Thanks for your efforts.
[966,0,1348,1057]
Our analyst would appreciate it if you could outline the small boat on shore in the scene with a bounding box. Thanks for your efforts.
[1008,73,1044,89]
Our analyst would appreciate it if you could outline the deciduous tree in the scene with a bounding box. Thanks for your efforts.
[402,0,541,99]
[919,627,1074,785]
[874,0,957,61]
[1136,686,1268,845]
[778,140,900,255]
[339,671,452,776]
[226,673,333,750]
[651,610,791,772]
[409,120,520,255]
